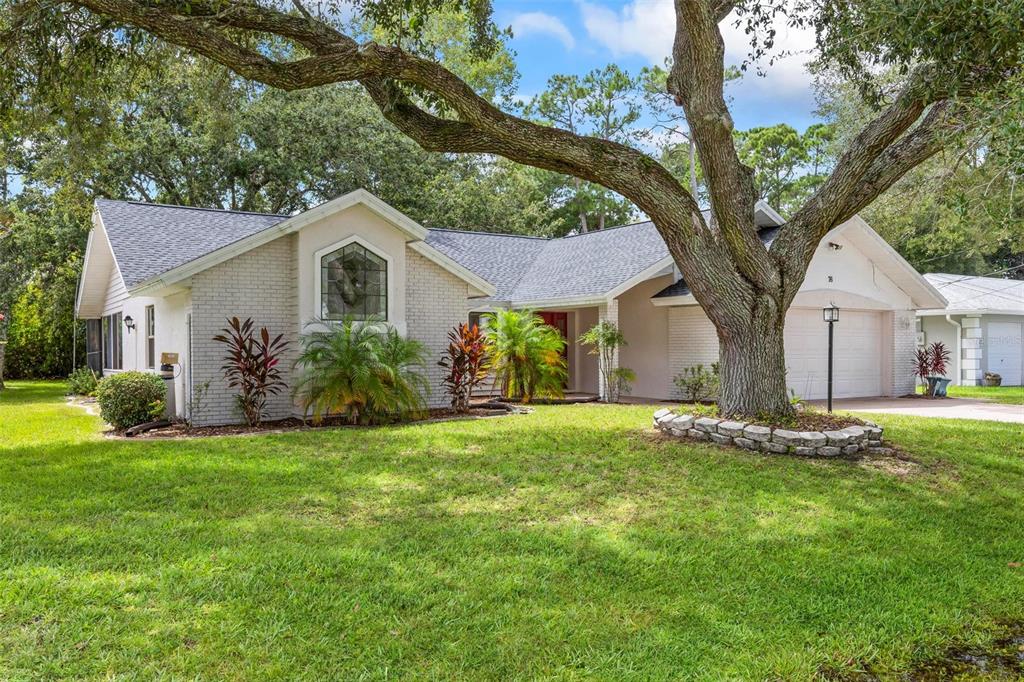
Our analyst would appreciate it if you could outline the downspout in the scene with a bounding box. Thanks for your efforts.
[945,314,961,386]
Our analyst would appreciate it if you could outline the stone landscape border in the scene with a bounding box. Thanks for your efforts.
[653,408,886,457]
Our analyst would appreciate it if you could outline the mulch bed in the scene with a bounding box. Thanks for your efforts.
[747,410,868,432]
[123,404,519,439]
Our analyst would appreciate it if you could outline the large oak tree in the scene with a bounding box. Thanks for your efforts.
[4,0,1020,416]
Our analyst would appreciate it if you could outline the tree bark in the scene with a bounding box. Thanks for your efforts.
[716,305,790,416]
[0,342,6,391]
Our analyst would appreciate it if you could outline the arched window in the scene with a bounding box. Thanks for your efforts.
[320,241,388,320]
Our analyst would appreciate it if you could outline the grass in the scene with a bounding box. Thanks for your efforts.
[1,380,1023,680]
[945,384,1024,405]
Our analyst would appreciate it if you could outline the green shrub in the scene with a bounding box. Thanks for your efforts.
[483,309,567,402]
[67,367,99,396]
[95,371,166,430]
[673,363,720,403]
[294,316,428,425]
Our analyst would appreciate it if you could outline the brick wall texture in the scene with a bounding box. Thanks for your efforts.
[190,239,468,424]
[667,306,719,399]
[190,236,299,426]
[405,249,471,408]
[889,309,919,396]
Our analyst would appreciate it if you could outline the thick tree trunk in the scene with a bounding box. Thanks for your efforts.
[0,342,6,391]
[716,307,791,417]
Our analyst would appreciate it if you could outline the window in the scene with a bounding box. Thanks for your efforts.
[320,242,387,320]
[102,312,122,370]
[85,319,103,373]
[145,305,156,369]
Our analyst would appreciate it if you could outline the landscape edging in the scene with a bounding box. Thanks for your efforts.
[652,409,886,457]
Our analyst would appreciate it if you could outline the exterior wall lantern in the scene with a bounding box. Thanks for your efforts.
[123,315,136,334]
[823,304,839,412]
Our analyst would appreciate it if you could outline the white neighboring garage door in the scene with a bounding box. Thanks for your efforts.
[987,321,1023,385]
[784,308,883,399]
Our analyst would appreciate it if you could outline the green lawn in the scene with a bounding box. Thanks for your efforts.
[1,381,1023,680]
[945,384,1024,405]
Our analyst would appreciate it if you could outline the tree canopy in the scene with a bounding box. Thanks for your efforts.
[1,0,1020,415]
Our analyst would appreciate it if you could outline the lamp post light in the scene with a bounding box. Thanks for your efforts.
[823,304,840,413]
[123,315,136,334]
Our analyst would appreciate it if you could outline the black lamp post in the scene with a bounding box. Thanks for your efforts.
[123,315,135,334]
[823,304,840,412]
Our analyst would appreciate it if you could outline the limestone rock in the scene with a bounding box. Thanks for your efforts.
[793,446,816,456]
[717,420,747,438]
[694,417,723,433]
[709,432,732,445]
[800,431,827,447]
[743,424,772,442]
[818,446,842,457]
[823,430,850,446]
[841,426,866,442]
[687,429,707,440]
[670,415,695,431]
[842,444,861,455]
[772,429,803,446]
[760,441,788,454]
[734,437,758,450]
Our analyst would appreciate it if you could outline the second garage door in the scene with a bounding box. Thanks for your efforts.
[784,308,884,399]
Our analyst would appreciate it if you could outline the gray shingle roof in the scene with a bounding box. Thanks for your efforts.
[422,229,547,301]
[97,199,288,288]
[425,221,673,304]
[923,273,1024,313]
[95,197,788,305]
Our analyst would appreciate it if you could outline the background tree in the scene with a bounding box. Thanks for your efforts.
[0,25,573,378]
[815,65,1024,277]
[1,0,1020,417]
[524,65,642,232]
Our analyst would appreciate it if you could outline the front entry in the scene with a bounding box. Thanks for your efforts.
[539,311,570,388]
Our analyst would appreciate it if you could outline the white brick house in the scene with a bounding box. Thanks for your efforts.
[76,189,946,425]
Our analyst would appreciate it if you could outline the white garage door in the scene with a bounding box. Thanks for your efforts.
[987,321,1023,386]
[784,308,883,400]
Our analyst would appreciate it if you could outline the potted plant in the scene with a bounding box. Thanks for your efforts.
[984,372,1002,387]
[915,341,952,397]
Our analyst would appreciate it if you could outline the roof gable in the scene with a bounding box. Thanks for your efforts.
[90,190,493,298]
[96,199,287,289]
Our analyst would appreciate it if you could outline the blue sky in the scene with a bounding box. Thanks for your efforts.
[494,0,823,133]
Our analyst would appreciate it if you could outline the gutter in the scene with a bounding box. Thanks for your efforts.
[944,314,962,386]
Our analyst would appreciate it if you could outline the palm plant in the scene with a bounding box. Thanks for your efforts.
[293,316,428,424]
[483,309,567,402]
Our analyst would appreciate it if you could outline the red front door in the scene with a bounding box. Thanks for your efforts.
[538,312,569,389]
[539,311,568,338]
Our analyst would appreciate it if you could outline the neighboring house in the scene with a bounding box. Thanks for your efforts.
[76,189,946,425]
[917,274,1024,386]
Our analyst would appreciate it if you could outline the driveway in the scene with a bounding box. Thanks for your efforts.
[809,397,1024,424]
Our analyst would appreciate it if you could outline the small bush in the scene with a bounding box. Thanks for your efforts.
[438,323,489,412]
[67,367,99,396]
[212,317,290,427]
[673,363,720,402]
[95,371,166,430]
[294,316,428,425]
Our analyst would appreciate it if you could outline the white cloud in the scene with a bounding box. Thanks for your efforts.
[510,12,576,50]
[578,0,818,96]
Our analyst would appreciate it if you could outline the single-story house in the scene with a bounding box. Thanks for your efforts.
[917,274,1024,386]
[76,189,946,425]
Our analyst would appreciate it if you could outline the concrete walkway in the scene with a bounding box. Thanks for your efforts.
[809,397,1024,424]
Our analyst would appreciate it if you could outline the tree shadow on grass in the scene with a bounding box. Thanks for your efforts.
[1,406,1023,678]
